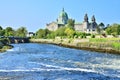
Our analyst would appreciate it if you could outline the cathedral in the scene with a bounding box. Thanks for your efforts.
[46,8,97,33]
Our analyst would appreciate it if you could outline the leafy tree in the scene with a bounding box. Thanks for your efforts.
[99,22,105,29]
[65,27,75,38]
[47,32,55,39]
[0,26,5,36]
[106,24,110,27]
[106,26,112,35]
[96,22,105,34]
[96,26,101,34]
[36,29,46,38]
[5,27,15,36]
[117,25,120,35]
[44,29,51,35]
[55,27,66,36]
[0,26,3,30]
[66,19,75,29]
[106,24,120,35]
[0,30,5,36]
[15,27,27,37]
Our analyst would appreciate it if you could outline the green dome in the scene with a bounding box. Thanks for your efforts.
[58,8,68,24]
[59,8,68,19]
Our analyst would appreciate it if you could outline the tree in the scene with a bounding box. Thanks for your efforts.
[66,19,75,29]
[0,30,5,36]
[0,26,3,30]
[47,32,55,39]
[99,22,105,29]
[117,25,120,35]
[15,27,27,37]
[55,27,66,36]
[105,24,120,35]
[0,26,5,36]
[106,26,112,35]
[97,22,105,34]
[36,29,46,38]
[65,27,75,38]
[96,26,101,34]
[5,27,15,36]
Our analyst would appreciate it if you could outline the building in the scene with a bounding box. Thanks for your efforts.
[46,8,98,33]
[46,8,68,31]
[27,32,35,37]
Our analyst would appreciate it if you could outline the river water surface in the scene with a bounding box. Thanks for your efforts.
[0,43,120,80]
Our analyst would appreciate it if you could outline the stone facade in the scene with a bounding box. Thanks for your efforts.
[46,22,58,31]
[46,9,98,33]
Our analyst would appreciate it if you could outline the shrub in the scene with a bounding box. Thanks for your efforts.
[91,34,95,38]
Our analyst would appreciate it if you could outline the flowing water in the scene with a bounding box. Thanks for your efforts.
[0,43,120,80]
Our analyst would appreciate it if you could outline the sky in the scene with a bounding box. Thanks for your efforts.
[0,0,119,32]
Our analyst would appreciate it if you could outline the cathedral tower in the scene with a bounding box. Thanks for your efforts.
[84,13,88,22]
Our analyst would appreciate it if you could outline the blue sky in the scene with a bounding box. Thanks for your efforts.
[0,0,119,32]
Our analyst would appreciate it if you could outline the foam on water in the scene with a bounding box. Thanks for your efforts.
[0,62,97,73]
[29,62,120,78]
[1,43,120,79]
[0,63,120,78]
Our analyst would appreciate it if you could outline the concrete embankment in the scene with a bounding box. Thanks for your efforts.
[30,39,120,54]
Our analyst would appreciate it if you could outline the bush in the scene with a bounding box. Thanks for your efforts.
[91,34,95,38]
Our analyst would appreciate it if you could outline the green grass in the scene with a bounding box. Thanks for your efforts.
[112,42,120,50]
[90,38,120,43]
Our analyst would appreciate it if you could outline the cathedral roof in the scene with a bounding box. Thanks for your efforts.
[59,8,68,19]
[57,8,69,24]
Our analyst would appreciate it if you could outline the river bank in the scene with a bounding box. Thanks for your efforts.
[0,38,13,52]
[30,38,120,54]
[0,45,13,52]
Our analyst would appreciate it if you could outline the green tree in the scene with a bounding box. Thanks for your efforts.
[65,27,75,38]
[0,26,5,36]
[47,32,55,39]
[97,22,105,34]
[106,26,112,35]
[105,24,120,35]
[0,30,5,36]
[36,29,46,38]
[66,19,75,29]
[55,27,66,36]
[5,27,15,36]
[15,27,27,37]
[96,26,101,34]
[0,26,3,30]
[99,22,105,29]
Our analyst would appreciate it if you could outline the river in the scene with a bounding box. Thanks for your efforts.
[0,43,120,80]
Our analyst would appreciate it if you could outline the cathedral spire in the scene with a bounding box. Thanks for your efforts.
[84,13,88,22]
[91,15,96,22]
[62,8,64,12]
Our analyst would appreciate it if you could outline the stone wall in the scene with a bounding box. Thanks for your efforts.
[46,22,58,31]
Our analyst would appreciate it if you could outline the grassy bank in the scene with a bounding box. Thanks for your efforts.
[89,38,120,51]
[30,38,120,54]
[0,38,13,52]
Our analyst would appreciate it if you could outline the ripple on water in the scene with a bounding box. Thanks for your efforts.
[0,43,120,80]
